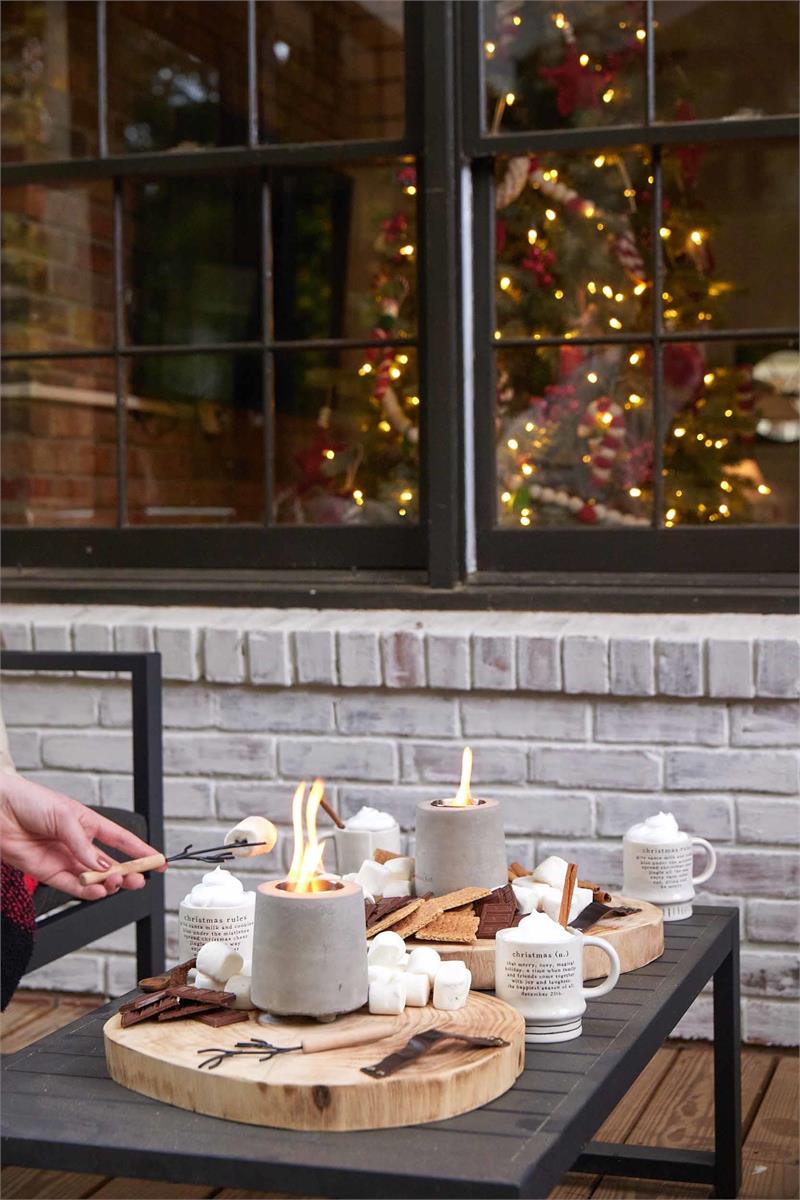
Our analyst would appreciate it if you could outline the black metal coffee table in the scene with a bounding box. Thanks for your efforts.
[2,906,741,1199]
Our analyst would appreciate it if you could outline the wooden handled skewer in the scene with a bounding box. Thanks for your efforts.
[78,836,274,888]
[80,853,167,887]
[300,1018,397,1055]
[558,862,578,927]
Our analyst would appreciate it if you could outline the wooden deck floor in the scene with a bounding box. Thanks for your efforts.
[2,991,797,1200]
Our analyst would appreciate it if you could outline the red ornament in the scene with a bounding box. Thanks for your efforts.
[663,343,704,393]
[539,47,612,118]
[577,502,598,524]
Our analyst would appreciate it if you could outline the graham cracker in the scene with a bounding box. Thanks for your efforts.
[389,897,443,939]
[373,848,403,864]
[416,911,480,943]
[434,886,492,911]
[365,897,422,938]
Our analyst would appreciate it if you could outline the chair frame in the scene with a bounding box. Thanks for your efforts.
[1,650,165,981]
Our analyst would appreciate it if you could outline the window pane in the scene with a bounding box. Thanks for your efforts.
[108,2,249,154]
[484,1,646,134]
[1,357,118,526]
[124,177,261,347]
[1,182,114,354]
[274,346,419,525]
[125,353,264,524]
[272,162,417,341]
[655,1,799,122]
[495,150,651,340]
[495,343,652,528]
[258,1,404,143]
[661,141,798,334]
[663,340,798,527]
[1,1,98,163]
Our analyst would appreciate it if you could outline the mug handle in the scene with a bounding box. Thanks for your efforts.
[317,834,337,874]
[692,837,717,886]
[580,936,621,999]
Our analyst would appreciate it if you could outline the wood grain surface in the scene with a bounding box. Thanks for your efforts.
[104,992,525,1131]
[407,895,665,990]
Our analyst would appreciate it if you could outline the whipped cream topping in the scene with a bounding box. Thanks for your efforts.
[625,811,686,844]
[345,805,397,832]
[181,866,256,909]
[513,910,574,943]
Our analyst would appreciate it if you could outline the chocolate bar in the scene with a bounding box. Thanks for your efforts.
[197,1008,250,1028]
[120,988,171,1012]
[157,1002,222,1021]
[120,995,180,1027]
[168,985,235,1006]
[365,896,411,928]
[569,902,640,931]
[474,883,519,939]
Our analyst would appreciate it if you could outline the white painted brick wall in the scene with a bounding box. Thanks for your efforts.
[2,605,797,1044]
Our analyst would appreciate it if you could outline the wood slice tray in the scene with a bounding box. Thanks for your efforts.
[407,895,664,990]
[104,991,525,1132]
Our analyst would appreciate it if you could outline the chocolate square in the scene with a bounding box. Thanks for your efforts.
[197,1008,250,1028]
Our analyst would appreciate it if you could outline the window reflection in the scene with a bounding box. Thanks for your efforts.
[495,150,651,339]
[274,347,418,525]
[495,343,652,528]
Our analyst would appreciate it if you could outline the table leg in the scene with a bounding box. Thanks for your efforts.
[712,922,742,1198]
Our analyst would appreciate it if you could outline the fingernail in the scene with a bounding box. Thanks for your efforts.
[97,856,112,870]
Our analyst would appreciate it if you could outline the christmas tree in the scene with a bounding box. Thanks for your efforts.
[487,1,775,529]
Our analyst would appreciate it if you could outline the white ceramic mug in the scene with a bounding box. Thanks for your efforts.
[178,896,256,961]
[495,928,621,1043]
[623,833,717,922]
[321,823,402,876]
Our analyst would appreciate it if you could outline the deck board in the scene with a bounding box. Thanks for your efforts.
[2,990,797,1200]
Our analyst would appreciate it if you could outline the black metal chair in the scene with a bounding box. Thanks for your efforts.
[0,650,165,982]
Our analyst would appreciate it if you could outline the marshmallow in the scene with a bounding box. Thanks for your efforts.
[383,879,412,898]
[532,855,570,889]
[196,941,244,983]
[367,930,406,966]
[406,946,441,983]
[224,815,278,857]
[541,885,594,925]
[404,972,431,1006]
[225,973,254,1010]
[346,806,397,832]
[191,969,223,990]
[186,967,198,984]
[433,962,471,1011]
[368,976,407,1015]
[385,856,414,881]
[240,956,252,977]
[511,882,540,914]
[342,872,374,903]
[356,860,391,897]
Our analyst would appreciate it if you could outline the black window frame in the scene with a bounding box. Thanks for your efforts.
[1,0,797,611]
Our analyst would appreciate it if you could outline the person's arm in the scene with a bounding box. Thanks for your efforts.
[0,772,162,901]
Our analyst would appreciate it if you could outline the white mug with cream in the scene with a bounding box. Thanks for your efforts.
[496,911,621,1043]
[178,866,256,960]
[622,811,717,921]
[326,806,402,875]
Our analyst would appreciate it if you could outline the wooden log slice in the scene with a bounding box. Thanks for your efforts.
[406,895,664,990]
[104,991,525,1132]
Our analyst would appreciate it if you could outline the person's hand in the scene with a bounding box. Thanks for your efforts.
[0,772,162,900]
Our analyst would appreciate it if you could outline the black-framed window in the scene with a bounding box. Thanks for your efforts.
[1,1,798,609]
[465,0,799,579]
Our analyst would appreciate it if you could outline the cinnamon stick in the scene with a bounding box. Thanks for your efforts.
[558,862,578,927]
[319,795,345,829]
[508,861,530,879]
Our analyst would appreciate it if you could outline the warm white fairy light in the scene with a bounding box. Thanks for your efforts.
[634,282,647,295]
[629,351,641,364]
[673,427,686,437]
[399,244,415,256]
[527,228,538,244]
[629,487,642,498]
[359,363,373,376]
[323,449,335,460]
[545,208,557,221]
[758,484,772,495]
[609,317,622,329]
[507,438,519,450]
[587,371,598,383]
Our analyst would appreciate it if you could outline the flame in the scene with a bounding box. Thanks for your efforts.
[286,779,328,891]
[447,747,475,807]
